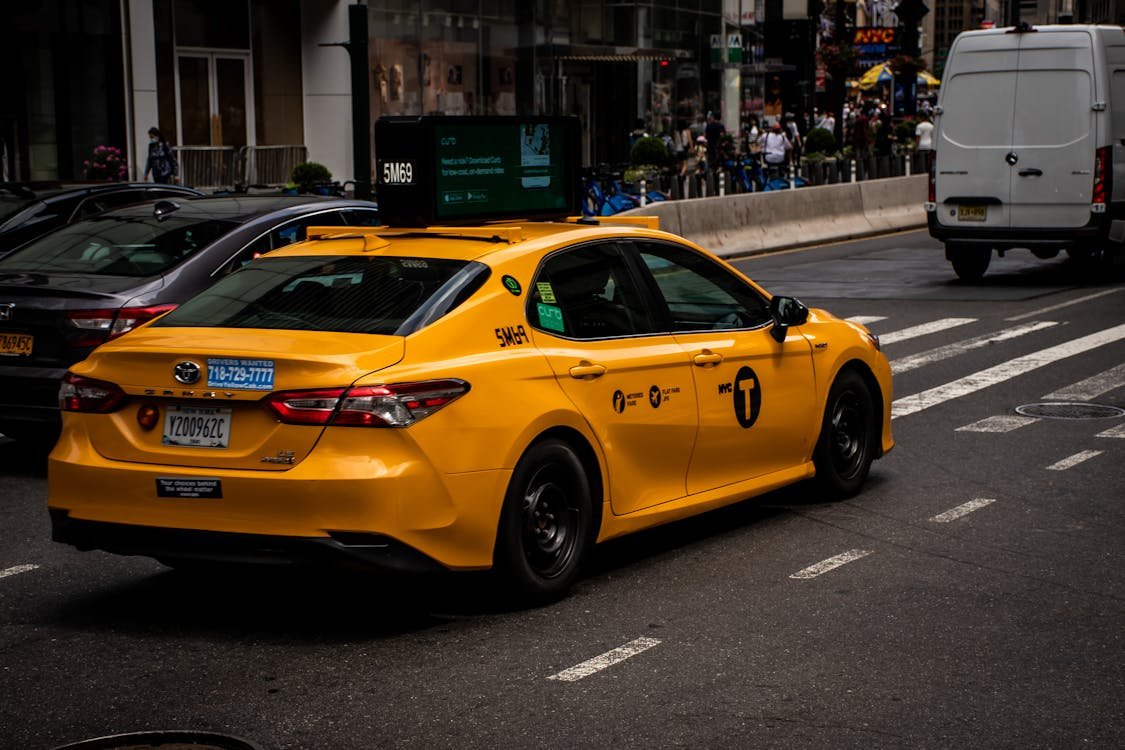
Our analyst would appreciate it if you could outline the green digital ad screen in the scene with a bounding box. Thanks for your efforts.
[375,116,580,227]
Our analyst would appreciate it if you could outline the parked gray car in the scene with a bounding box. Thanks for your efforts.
[0,195,380,443]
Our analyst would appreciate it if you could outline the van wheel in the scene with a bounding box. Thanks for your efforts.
[948,244,990,281]
[813,370,875,499]
[1067,246,1106,272]
[494,439,592,604]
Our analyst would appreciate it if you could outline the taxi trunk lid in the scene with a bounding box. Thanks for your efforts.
[75,327,403,470]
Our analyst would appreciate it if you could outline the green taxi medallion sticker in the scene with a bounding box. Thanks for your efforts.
[502,275,522,296]
[537,303,565,332]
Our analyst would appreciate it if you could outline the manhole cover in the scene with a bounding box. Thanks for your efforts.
[50,730,265,750]
[1015,402,1125,420]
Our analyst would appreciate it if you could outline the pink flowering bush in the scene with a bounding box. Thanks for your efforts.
[83,145,127,181]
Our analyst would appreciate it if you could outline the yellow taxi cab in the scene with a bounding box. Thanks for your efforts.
[48,117,893,602]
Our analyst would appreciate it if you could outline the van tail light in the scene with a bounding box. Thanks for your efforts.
[927,149,937,204]
[67,304,178,348]
[1092,146,1110,209]
[265,379,471,427]
[59,372,127,413]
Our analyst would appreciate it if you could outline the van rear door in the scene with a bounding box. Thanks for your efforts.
[934,34,1020,230]
[1008,32,1096,229]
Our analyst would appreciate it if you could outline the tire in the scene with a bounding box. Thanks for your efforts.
[947,244,991,281]
[494,439,592,604]
[1067,246,1106,273]
[813,370,876,499]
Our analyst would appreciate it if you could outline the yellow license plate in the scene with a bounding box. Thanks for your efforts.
[957,205,987,222]
[0,333,33,356]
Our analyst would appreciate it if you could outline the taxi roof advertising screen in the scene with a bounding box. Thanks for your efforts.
[375,116,580,227]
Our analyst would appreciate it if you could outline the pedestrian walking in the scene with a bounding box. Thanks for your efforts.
[143,127,179,185]
[915,113,935,153]
[758,121,792,181]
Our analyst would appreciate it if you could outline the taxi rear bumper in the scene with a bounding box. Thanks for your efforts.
[50,508,448,574]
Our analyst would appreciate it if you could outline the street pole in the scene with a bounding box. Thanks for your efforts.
[348,3,372,200]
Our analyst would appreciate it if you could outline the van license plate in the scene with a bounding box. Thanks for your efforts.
[957,205,987,222]
[162,405,232,448]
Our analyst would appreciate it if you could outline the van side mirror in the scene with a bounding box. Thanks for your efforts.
[769,295,809,343]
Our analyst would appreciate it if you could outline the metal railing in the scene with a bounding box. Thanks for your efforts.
[172,145,308,190]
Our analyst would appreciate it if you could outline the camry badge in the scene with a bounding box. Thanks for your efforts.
[173,360,202,385]
[0,303,13,321]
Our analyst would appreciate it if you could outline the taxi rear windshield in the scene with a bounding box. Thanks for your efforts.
[155,255,487,335]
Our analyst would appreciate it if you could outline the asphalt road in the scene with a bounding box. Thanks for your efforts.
[2,230,1123,749]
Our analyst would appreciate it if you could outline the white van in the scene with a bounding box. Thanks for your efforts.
[927,23,1125,279]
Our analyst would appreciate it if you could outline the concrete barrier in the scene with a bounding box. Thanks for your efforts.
[626,174,927,257]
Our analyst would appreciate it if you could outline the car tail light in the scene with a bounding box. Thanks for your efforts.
[265,379,470,427]
[1092,146,1110,209]
[59,372,127,413]
[927,149,937,204]
[67,305,178,347]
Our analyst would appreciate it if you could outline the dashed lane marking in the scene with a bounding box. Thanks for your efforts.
[891,321,1058,375]
[1046,450,1104,471]
[790,549,874,580]
[956,415,1040,433]
[1041,362,1125,402]
[1007,287,1125,322]
[547,637,662,682]
[878,318,977,346]
[0,564,40,580]
[930,498,997,523]
[848,315,887,325]
[892,324,1125,420]
[1097,423,1125,439]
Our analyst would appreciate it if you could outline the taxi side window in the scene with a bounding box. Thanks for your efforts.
[528,243,653,339]
[634,241,772,332]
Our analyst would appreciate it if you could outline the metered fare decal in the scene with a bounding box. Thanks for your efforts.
[612,384,682,413]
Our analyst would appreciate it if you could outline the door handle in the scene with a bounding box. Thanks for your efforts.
[568,361,606,379]
[692,350,724,366]
[1018,168,1043,177]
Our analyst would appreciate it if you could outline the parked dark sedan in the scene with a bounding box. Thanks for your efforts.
[0,182,203,256]
[0,195,380,442]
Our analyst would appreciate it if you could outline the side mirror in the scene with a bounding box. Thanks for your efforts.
[769,295,809,343]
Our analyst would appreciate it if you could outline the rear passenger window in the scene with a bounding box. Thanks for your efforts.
[528,243,653,339]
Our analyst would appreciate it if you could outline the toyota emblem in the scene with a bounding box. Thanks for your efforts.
[0,303,13,321]
[173,360,202,385]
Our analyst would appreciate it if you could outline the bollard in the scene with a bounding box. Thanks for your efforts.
[718,170,725,197]
[640,178,647,207]
[788,163,795,191]
[905,154,912,176]
[850,159,857,183]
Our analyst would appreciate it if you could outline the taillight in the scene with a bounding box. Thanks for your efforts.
[59,372,127,413]
[67,304,177,347]
[928,149,937,203]
[1092,146,1110,209]
[265,379,470,427]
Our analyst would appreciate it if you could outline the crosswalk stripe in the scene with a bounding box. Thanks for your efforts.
[1096,423,1125,439]
[879,317,977,345]
[847,315,887,325]
[892,324,1125,419]
[1046,450,1103,471]
[956,415,1039,433]
[1041,362,1125,401]
[930,498,996,523]
[892,321,1058,374]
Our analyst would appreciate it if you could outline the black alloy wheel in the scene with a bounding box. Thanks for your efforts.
[495,439,592,603]
[814,370,875,499]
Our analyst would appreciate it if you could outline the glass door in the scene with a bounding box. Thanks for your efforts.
[175,51,254,147]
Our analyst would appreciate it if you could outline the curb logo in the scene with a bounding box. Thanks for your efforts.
[612,390,626,414]
[649,385,662,408]
[733,366,761,428]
